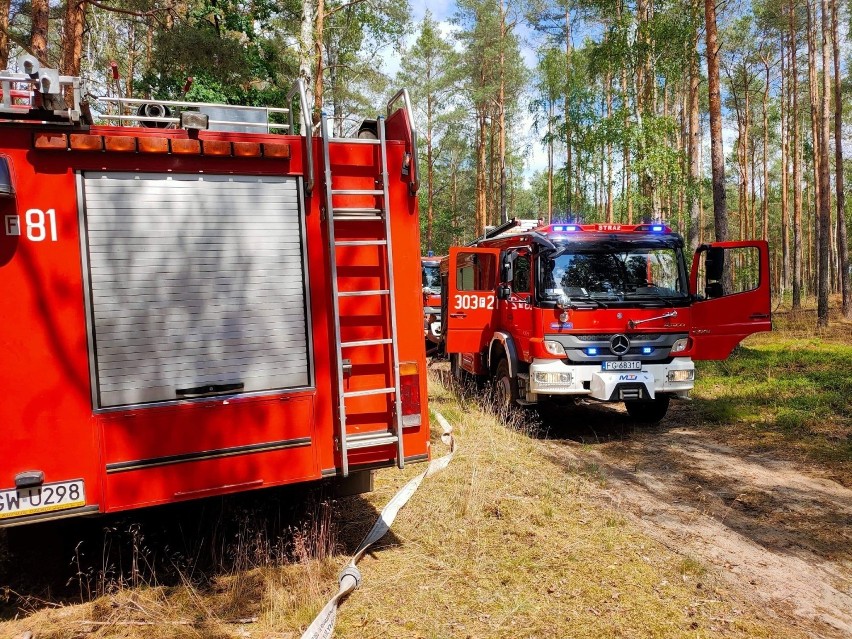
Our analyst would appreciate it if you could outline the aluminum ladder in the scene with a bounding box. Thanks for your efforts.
[319,112,405,477]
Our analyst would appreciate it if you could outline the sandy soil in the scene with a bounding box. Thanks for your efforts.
[540,403,852,639]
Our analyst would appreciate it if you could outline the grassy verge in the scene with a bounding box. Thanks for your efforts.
[2,365,819,638]
[693,304,852,486]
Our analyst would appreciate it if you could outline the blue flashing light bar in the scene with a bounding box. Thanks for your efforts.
[586,347,598,356]
[651,225,664,232]
[552,225,579,232]
[642,347,653,354]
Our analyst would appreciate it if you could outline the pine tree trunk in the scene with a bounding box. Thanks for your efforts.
[806,0,821,301]
[565,5,573,217]
[61,1,86,104]
[687,25,700,251]
[547,100,554,222]
[299,0,315,114]
[780,37,790,294]
[312,0,324,124]
[705,0,727,241]
[817,0,831,326]
[498,0,508,224]
[791,3,803,308]
[30,0,49,64]
[0,0,11,70]
[476,110,488,236]
[831,0,850,318]
[606,69,613,223]
[426,92,434,253]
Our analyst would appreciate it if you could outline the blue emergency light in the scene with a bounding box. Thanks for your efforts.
[642,347,653,354]
[651,225,664,232]
[586,347,598,356]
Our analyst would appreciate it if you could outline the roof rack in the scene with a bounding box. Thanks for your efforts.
[93,96,290,133]
[1,57,82,124]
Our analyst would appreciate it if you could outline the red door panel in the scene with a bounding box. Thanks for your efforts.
[689,240,772,360]
[444,247,500,354]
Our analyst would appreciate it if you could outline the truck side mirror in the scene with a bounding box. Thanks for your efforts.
[501,260,513,284]
[497,285,511,300]
[705,247,725,281]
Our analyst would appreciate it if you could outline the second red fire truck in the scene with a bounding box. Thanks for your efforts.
[441,219,771,422]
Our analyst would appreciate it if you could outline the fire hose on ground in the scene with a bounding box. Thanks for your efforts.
[300,412,456,639]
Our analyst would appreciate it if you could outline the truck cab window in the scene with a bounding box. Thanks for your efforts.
[512,253,531,292]
[456,251,497,291]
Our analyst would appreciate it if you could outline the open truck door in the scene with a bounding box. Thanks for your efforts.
[689,240,772,360]
[443,247,501,354]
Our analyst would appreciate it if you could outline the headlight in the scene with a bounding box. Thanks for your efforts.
[667,369,694,382]
[543,340,566,356]
[671,338,690,353]
[534,372,572,384]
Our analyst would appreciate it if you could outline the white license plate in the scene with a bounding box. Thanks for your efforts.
[602,361,642,371]
[0,480,86,520]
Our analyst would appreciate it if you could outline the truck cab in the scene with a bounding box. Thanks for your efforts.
[422,256,442,350]
[441,221,771,422]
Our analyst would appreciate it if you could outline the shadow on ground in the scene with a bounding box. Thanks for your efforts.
[0,481,392,620]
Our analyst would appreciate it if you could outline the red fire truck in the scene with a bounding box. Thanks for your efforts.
[0,60,429,527]
[422,255,442,351]
[441,219,771,422]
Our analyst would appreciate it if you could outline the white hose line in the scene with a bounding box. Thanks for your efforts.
[300,412,456,639]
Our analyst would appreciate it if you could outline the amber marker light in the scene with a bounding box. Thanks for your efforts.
[138,137,169,154]
[33,133,68,150]
[104,136,137,152]
[263,143,290,158]
[171,139,201,154]
[233,142,261,157]
[202,140,231,156]
[70,134,104,151]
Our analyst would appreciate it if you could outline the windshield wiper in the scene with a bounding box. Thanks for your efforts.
[623,289,679,307]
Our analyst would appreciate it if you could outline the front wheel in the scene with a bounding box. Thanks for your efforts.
[493,358,518,411]
[625,395,670,423]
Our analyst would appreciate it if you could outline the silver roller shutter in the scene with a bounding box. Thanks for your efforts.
[81,172,311,408]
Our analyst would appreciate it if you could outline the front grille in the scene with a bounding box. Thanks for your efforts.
[574,333,660,342]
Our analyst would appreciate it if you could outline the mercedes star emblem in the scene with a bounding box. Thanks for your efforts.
[609,334,630,356]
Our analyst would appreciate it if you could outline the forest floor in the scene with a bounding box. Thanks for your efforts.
[0,305,850,638]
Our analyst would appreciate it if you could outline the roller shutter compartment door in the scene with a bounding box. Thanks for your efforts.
[82,172,310,408]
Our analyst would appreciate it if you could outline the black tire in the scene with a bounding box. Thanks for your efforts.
[450,353,464,382]
[493,358,518,411]
[625,395,670,423]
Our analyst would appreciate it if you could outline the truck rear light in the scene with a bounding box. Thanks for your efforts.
[399,361,421,426]
[671,338,691,354]
[171,138,201,154]
[667,369,694,382]
[138,137,169,153]
[233,141,261,157]
[543,340,566,356]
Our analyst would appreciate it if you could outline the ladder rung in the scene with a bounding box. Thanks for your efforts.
[343,387,395,398]
[329,137,381,145]
[332,189,384,196]
[346,432,399,449]
[341,338,393,348]
[338,289,389,297]
[336,240,387,246]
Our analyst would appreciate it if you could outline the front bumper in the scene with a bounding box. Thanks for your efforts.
[527,357,694,401]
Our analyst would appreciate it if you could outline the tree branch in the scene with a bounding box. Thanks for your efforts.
[326,0,372,19]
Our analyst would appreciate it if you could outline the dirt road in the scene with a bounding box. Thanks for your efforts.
[539,403,852,639]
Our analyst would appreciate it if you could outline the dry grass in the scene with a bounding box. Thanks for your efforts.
[1,365,816,638]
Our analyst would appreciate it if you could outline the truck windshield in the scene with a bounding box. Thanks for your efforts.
[422,264,441,290]
[539,246,688,300]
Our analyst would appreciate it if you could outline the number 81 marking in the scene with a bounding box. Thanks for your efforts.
[25,209,58,242]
